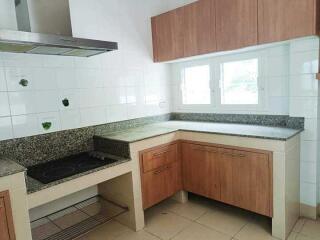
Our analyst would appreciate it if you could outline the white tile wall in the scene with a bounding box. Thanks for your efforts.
[0,117,13,140]
[0,0,172,140]
[301,182,317,207]
[0,92,10,117]
[288,37,320,207]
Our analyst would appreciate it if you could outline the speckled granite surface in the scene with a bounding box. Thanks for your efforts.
[96,121,303,143]
[0,158,26,178]
[0,128,94,167]
[94,137,130,158]
[26,153,130,194]
[0,113,303,182]
[0,114,169,167]
[171,113,304,130]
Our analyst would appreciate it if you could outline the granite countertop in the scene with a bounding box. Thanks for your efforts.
[0,157,26,178]
[26,153,130,194]
[95,120,303,142]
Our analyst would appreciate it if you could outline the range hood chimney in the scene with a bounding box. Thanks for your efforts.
[0,0,118,57]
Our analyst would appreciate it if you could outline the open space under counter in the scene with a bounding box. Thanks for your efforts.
[25,156,145,240]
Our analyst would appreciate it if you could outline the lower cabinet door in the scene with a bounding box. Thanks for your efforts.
[142,162,182,209]
[165,162,182,197]
[182,143,220,200]
[142,167,168,209]
[220,149,272,217]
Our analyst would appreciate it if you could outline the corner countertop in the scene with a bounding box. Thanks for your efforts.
[0,157,26,178]
[95,120,303,143]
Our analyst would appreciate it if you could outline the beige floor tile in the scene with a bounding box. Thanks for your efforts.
[300,219,320,239]
[292,218,307,233]
[144,211,192,240]
[234,217,276,240]
[80,220,130,240]
[296,233,319,240]
[114,230,160,240]
[288,232,298,240]
[196,208,250,237]
[166,199,210,220]
[144,200,173,218]
[172,222,231,240]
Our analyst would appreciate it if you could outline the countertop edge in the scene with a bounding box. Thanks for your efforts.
[0,158,27,178]
[95,127,303,143]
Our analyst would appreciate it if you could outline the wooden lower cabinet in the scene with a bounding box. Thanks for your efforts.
[182,143,220,200]
[219,149,272,216]
[140,141,272,217]
[181,142,273,217]
[140,143,182,209]
[0,191,15,240]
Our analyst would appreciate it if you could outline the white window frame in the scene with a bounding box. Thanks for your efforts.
[214,52,266,111]
[174,51,266,113]
[175,60,214,111]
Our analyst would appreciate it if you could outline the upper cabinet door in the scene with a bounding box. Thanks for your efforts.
[183,0,217,57]
[215,0,258,51]
[151,8,184,62]
[258,0,318,44]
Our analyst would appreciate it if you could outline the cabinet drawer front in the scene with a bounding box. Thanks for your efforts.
[142,144,178,173]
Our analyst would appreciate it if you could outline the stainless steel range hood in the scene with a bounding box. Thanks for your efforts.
[0,0,118,57]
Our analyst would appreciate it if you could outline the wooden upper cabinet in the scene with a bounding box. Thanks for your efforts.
[215,0,258,51]
[151,0,319,62]
[183,0,216,57]
[258,0,319,44]
[151,7,184,62]
[0,191,15,240]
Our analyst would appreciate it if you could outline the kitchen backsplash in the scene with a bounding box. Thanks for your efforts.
[0,112,303,167]
[0,49,171,141]
[171,112,304,129]
[0,114,170,167]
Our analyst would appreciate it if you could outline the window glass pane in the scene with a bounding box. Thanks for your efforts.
[220,58,259,105]
[182,65,211,105]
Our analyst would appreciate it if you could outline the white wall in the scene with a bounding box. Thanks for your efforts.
[0,0,18,30]
[0,0,173,140]
[288,38,320,209]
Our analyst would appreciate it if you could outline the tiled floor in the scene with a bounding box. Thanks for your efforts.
[77,195,320,240]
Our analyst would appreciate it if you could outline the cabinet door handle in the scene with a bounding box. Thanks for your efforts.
[153,167,165,175]
[193,147,218,153]
[152,150,169,157]
[154,170,162,175]
[222,152,234,157]
[153,165,171,175]
[234,154,246,158]
[222,152,246,158]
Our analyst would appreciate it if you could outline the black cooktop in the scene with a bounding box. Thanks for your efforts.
[27,152,117,184]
